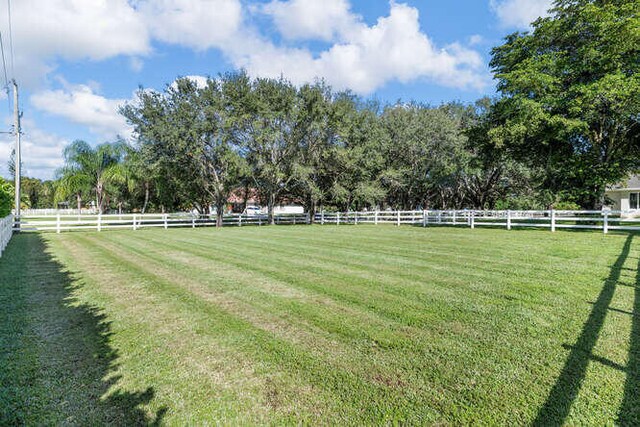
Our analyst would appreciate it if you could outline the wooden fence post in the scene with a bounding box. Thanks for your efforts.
[470,211,475,229]
[422,210,427,227]
[56,213,61,234]
[163,213,168,230]
[375,210,379,225]
[191,215,195,229]
[507,210,511,230]
[603,211,609,234]
[396,211,400,227]
[133,214,137,231]
[550,209,556,232]
[337,212,340,225]
[239,214,243,227]
[452,210,456,226]
[355,211,359,225]
[97,214,102,232]
[321,210,325,225]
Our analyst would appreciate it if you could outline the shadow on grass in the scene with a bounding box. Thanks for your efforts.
[0,233,166,425]
[533,234,637,426]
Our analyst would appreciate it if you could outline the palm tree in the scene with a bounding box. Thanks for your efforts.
[55,140,128,214]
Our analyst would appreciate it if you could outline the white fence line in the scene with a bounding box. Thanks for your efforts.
[15,212,311,233]
[315,209,627,234]
[0,215,13,257]
[13,209,640,235]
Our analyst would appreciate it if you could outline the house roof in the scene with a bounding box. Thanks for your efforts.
[607,175,640,191]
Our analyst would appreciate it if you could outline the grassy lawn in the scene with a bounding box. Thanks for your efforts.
[1,225,638,425]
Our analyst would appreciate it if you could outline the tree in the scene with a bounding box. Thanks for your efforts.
[489,0,640,208]
[226,75,298,224]
[123,76,248,225]
[56,140,128,214]
[0,177,12,217]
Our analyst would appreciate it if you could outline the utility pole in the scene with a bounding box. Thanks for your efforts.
[12,79,20,227]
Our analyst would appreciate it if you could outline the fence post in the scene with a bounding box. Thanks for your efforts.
[422,210,427,227]
[97,214,102,232]
[396,211,400,227]
[306,212,310,224]
[355,211,359,225]
[337,212,340,225]
[550,209,556,232]
[321,210,325,225]
[507,210,511,230]
[470,211,475,229]
[293,214,296,225]
[56,213,61,234]
[191,215,195,229]
[375,210,379,225]
[133,214,137,231]
[239,214,243,227]
[163,213,168,230]
[452,210,456,226]
[603,211,609,234]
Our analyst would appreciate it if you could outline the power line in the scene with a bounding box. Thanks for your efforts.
[6,0,14,79]
[0,30,9,109]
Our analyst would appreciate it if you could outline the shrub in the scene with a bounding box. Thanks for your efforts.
[0,178,13,217]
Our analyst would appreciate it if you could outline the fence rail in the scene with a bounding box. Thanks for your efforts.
[12,209,640,235]
[15,212,310,233]
[0,215,13,257]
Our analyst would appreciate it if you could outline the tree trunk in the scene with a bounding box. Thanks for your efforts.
[308,197,316,225]
[241,181,249,213]
[142,181,150,214]
[216,199,224,228]
[76,192,82,214]
[268,192,276,225]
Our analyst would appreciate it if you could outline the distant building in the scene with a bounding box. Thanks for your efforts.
[606,175,640,215]
[226,188,304,214]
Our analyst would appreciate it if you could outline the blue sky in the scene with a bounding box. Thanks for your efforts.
[0,0,552,179]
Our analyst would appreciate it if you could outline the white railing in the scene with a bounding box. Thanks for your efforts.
[315,209,626,234]
[15,212,310,233]
[13,209,639,235]
[0,214,13,257]
[18,208,97,216]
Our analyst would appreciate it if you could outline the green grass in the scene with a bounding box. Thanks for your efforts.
[1,225,639,425]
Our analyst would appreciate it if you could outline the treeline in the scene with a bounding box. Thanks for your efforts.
[117,74,550,225]
[20,0,640,224]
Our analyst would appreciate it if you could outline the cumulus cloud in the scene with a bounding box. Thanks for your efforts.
[136,0,242,50]
[0,118,68,179]
[233,2,486,93]
[30,82,132,140]
[261,0,358,41]
[490,0,552,29]
[4,0,150,86]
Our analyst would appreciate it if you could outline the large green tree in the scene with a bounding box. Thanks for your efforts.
[489,0,640,207]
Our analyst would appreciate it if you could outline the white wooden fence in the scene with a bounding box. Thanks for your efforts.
[12,209,639,235]
[0,215,13,257]
[315,209,630,233]
[15,212,310,233]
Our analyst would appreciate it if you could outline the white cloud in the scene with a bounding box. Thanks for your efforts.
[30,82,131,140]
[136,0,242,50]
[0,118,68,179]
[4,0,150,86]
[261,0,357,41]
[231,2,486,93]
[490,0,552,29]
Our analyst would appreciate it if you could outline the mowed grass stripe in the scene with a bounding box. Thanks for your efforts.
[3,227,638,424]
[69,227,632,424]
[59,232,444,423]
